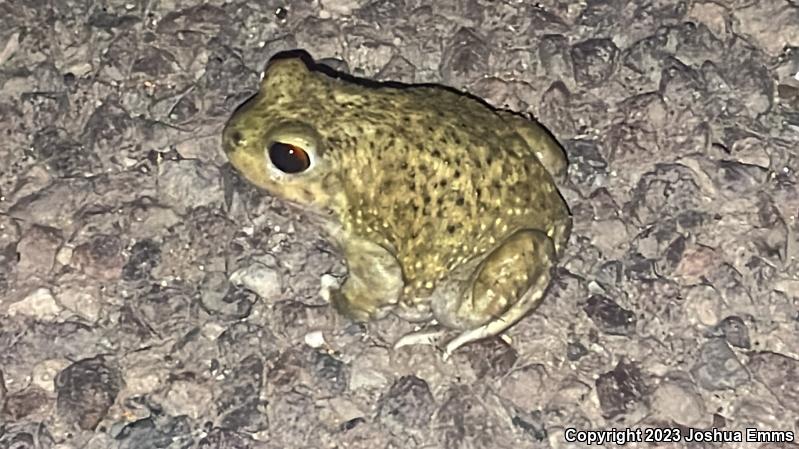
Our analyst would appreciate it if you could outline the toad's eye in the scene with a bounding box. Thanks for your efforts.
[268,141,311,174]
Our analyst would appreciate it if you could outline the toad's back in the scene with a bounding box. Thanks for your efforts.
[295,76,570,294]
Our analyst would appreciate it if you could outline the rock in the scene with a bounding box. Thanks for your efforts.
[440,27,489,86]
[348,348,391,391]
[121,239,162,281]
[498,364,547,411]
[650,380,709,427]
[466,337,518,378]
[200,271,256,319]
[217,354,268,433]
[196,428,256,448]
[571,38,620,88]
[318,397,365,430]
[539,35,574,86]
[129,205,181,241]
[733,0,799,57]
[748,351,799,413]
[309,351,349,395]
[9,179,92,230]
[8,288,62,320]
[436,385,500,449]
[671,244,718,285]
[595,360,647,419]
[55,356,122,430]
[160,380,214,420]
[583,294,636,336]
[16,225,62,276]
[157,159,223,214]
[3,387,51,421]
[56,281,102,322]
[228,262,283,301]
[690,339,749,391]
[629,164,704,225]
[112,415,192,449]
[566,341,589,361]
[267,389,315,444]
[717,316,751,349]
[71,234,125,280]
[687,2,730,38]
[32,359,70,392]
[684,285,723,327]
[319,0,361,18]
[564,139,609,193]
[376,375,435,431]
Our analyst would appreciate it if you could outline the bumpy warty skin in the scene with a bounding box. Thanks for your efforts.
[223,52,572,354]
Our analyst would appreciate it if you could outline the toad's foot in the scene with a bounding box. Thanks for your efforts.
[393,324,447,350]
[394,327,513,361]
[442,321,518,360]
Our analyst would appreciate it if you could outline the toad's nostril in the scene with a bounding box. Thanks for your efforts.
[230,130,243,145]
[224,130,244,153]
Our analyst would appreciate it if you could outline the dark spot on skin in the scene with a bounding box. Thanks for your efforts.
[447,225,456,234]
[454,170,461,179]
[431,149,441,159]
[456,197,465,206]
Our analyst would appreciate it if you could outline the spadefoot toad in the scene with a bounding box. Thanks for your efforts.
[223,51,571,358]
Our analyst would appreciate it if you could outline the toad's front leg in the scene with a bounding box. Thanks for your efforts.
[329,237,404,322]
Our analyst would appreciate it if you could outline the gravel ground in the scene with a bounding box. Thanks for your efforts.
[2,0,799,448]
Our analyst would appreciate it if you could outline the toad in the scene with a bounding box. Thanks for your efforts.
[222,51,571,358]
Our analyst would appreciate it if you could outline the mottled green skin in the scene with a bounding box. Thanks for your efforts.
[223,54,571,355]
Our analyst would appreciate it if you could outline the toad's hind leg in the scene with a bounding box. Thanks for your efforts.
[434,229,556,359]
[498,111,568,179]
